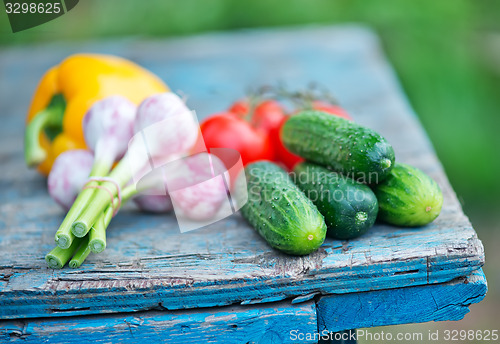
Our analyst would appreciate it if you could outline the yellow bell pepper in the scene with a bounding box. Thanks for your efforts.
[25,54,168,175]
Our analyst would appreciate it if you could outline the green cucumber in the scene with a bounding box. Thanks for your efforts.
[293,162,378,239]
[372,163,443,226]
[281,111,395,183]
[237,161,326,255]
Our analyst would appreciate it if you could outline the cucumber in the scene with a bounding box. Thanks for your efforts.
[372,163,443,226]
[293,162,378,239]
[281,111,395,183]
[237,161,326,255]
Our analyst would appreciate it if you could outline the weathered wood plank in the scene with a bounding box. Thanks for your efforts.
[0,210,482,319]
[317,269,487,332]
[0,300,317,344]
[0,270,486,343]
[0,25,484,320]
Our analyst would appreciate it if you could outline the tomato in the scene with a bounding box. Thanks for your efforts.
[225,99,287,170]
[229,99,286,134]
[208,97,351,172]
[311,100,352,120]
[228,99,249,117]
[198,112,274,166]
[250,100,286,133]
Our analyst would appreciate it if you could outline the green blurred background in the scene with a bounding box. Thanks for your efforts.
[1,0,499,342]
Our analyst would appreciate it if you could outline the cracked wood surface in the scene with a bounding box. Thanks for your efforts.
[317,269,487,332]
[0,271,486,342]
[0,25,485,320]
[0,300,318,343]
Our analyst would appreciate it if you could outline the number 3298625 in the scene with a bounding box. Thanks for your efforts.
[444,329,498,341]
[5,2,61,14]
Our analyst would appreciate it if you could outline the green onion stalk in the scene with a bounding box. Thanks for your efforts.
[45,185,137,269]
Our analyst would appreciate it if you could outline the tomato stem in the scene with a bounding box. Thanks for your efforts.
[243,95,259,124]
[242,85,275,124]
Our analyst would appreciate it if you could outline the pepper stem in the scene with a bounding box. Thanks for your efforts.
[24,94,65,167]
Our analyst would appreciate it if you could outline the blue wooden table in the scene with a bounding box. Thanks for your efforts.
[0,25,486,343]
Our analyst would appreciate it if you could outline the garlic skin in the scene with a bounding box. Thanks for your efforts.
[48,150,94,210]
[83,95,137,164]
[134,93,199,162]
[166,153,228,221]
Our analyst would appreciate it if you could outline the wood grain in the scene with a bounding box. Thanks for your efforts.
[0,300,318,343]
[0,270,486,341]
[0,25,484,322]
[317,269,487,332]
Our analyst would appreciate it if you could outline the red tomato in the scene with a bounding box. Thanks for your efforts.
[229,99,286,134]
[311,100,352,120]
[228,99,249,117]
[198,112,274,166]
[226,99,287,169]
[251,100,286,133]
[221,97,351,171]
